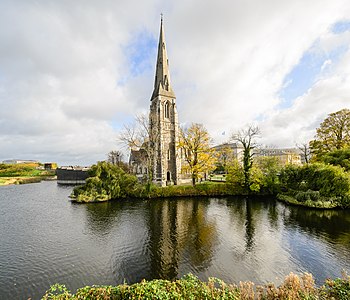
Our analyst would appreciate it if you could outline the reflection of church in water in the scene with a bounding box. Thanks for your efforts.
[129,17,182,186]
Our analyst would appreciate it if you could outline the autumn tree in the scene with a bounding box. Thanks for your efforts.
[310,108,350,157]
[178,123,217,186]
[231,125,260,192]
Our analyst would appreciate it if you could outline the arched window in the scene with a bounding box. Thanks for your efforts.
[164,101,170,118]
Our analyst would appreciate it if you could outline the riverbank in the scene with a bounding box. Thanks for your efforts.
[70,181,236,203]
[0,176,57,186]
[276,193,342,209]
[0,163,56,186]
[69,162,350,209]
[42,272,350,300]
[71,181,350,209]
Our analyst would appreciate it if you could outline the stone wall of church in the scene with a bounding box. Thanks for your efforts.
[149,95,181,186]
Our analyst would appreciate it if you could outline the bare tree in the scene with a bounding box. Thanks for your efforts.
[296,142,311,164]
[231,125,260,191]
[107,150,123,165]
[118,114,159,184]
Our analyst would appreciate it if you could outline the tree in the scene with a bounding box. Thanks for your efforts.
[296,142,311,164]
[310,108,350,157]
[231,125,260,192]
[214,144,235,174]
[71,162,138,202]
[107,150,123,165]
[256,156,282,194]
[317,148,350,172]
[178,123,217,186]
[119,114,158,185]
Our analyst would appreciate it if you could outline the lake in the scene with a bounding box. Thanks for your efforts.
[0,181,349,299]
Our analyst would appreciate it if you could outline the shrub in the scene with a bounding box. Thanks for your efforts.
[42,272,350,300]
[71,162,139,202]
[278,163,350,208]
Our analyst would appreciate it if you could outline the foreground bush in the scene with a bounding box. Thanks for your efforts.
[42,272,350,300]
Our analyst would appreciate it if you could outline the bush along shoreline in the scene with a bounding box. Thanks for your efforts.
[42,272,350,300]
[70,161,350,209]
[276,163,350,209]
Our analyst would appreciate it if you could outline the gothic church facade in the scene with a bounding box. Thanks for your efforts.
[130,18,181,186]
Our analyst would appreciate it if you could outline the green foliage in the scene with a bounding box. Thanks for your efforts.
[226,159,245,193]
[71,162,139,202]
[310,108,350,157]
[256,157,282,194]
[278,163,350,208]
[316,148,350,171]
[226,159,264,194]
[42,284,71,299]
[295,190,321,202]
[139,182,235,198]
[231,125,260,192]
[0,163,54,178]
[42,273,350,300]
[320,272,350,300]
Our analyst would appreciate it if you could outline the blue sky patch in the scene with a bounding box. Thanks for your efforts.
[331,20,350,34]
[124,30,157,77]
[278,36,348,109]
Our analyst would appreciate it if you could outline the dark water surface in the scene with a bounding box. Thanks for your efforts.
[0,181,349,299]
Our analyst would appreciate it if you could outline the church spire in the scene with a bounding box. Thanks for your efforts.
[151,16,175,100]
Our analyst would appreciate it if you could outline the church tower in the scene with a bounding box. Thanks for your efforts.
[149,17,181,186]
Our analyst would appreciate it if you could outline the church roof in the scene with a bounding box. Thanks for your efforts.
[151,16,176,100]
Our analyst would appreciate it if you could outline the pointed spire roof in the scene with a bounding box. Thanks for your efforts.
[151,16,175,100]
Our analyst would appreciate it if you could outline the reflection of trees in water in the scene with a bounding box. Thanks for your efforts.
[82,201,135,236]
[283,206,350,247]
[267,201,279,229]
[187,200,217,270]
[225,197,280,253]
[244,199,255,251]
[146,198,217,280]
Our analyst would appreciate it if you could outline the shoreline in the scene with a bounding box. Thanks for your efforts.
[0,176,57,186]
[41,272,350,300]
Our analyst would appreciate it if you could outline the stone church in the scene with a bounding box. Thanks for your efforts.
[129,18,181,186]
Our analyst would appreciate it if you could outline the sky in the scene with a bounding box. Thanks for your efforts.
[1,0,350,165]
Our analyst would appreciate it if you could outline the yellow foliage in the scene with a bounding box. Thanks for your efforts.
[178,123,217,184]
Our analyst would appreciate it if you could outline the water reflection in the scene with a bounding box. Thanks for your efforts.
[244,199,255,251]
[82,201,122,236]
[146,199,217,280]
[1,182,349,299]
[284,206,350,249]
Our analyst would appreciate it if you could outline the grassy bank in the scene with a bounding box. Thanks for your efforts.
[42,272,350,300]
[277,193,340,209]
[70,162,350,209]
[0,163,56,186]
[71,182,236,203]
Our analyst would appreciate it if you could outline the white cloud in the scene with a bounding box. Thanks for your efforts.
[1,0,350,164]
